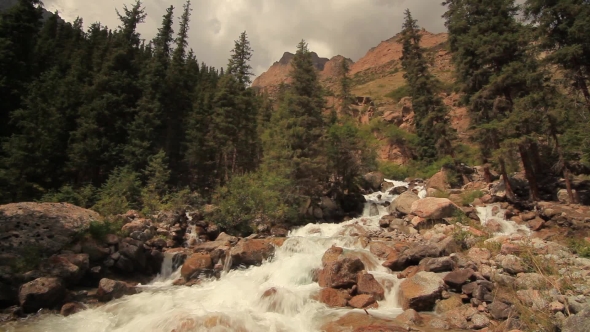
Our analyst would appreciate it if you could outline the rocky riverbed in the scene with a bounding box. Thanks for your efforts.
[1,170,590,331]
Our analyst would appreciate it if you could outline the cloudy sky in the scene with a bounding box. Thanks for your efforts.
[44,0,448,76]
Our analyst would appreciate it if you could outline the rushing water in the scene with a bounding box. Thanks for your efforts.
[5,182,411,332]
[476,203,531,237]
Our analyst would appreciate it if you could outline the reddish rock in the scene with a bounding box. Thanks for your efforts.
[369,242,395,259]
[319,258,365,289]
[19,277,66,313]
[394,308,423,326]
[60,302,86,316]
[410,198,459,219]
[349,294,378,309]
[39,255,83,285]
[389,191,419,215]
[180,253,213,280]
[398,272,445,311]
[322,246,344,265]
[96,278,136,302]
[500,243,522,255]
[357,273,385,300]
[528,217,545,231]
[427,170,450,192]
[319,288,349,307]
[230,239,279,267]
[444,268,475,290]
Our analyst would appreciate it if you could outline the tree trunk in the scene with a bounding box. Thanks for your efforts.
[499,157,516,202]
[575,72,590,111]
[519,143,540,201]
[564,167,577,204]
[483,164,493,183]
[529,141,544,177]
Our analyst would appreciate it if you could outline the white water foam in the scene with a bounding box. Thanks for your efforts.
[476,203,531,237]
[5,180,408,332]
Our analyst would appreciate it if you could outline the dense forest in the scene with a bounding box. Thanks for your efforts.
[1,0,589,232]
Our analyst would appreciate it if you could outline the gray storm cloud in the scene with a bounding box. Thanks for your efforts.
[44,0,447,75]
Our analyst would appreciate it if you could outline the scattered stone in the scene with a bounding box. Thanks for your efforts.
[489,301,514,320]
[389,191,419,215]
[348,294,377,309]
[563,308,590,332]
[319,258,365,289]
[471,313,490,329]
[444,268,475,291]
[180,253,213,280]
[394,308,422,326]
[421,256,455,273]
[398,272,445,311]
[230,239,279,267]
[501,255,527,275]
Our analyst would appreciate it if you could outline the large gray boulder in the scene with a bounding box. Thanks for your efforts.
[0,202,100,256]
[389,191,419,215]
[19,277,66,313]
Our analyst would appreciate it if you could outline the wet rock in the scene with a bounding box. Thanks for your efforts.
[96,278,136,302]
[388,192,419,215]
[390,186,408,195]
[398,272,445,311]
[60,302,86,316]
[194,240,231,252]
[368,203,379,217]
[348,294,377,309]
[394,308,422,326]
[381,181,394,192]
[410,198,459,219]
[319,288,349,307]
[528,217,545,231]
[443,268,475,291]
[181,253,213,280]
[322,246,344,265]
[319,258,365,289]
[215,232,238,245]
[230,239,278,267]
[18,277,65,313]
[357,273,385,300]
[270,226,289,237]
[428,318,450,330]
[364,172,385,191]
[383,244,443,271]
[368,242,395,259]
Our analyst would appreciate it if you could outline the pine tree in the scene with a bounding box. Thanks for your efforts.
[263,40,327,197]
[400,9,455,162]
[525,0,590,110]
[125,5,174,170]
[226,31,254,87]
[337,57,354,117]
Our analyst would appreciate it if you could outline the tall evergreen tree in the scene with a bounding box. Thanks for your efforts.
[226,31,254,87]
[337,57,354,117]
[400,9,454,161]
[525,0,590,110]
[263,40,327,197]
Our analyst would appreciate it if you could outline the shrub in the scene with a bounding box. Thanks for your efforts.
[378,161,412,180]
[93,167,141,216]
[568,238,590,258]
[385,85,411,102]
[210,171,299,235]
[460,190,484,206]
[88,218,126,241]
[40,184,97,208]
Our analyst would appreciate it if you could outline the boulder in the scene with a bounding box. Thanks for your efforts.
[180,253,213,280]
[318,258,365,289]
[395,309,423,326]
[96,278,136,302]
[558,189,578,204]
[410,198,458,219]
[60,302,86,316]
[427,170,450,192]
[388,192,419,215]
[215,232,238,245]
[364,172,385,191]
[230,239,278,267]
[348,294,377,309]
[501,255,527,275]
[488,301,514,320]
[421,256,455,273]
[369,242,395,259]
[381,182,394,192]
[443,268,475,291]
[19,277,65,313]
[398,272,445,311]
[563,308,590,332]
[0,202,100,257]
[389,186,408,195]
[357,273,385,300]
[383,244,443,271]
[318,288,349,307]
[38,255,83,285]
[322,246,344,265]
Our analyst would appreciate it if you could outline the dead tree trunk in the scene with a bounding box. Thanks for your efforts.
[519,143,540,201]
[499,157,516,202]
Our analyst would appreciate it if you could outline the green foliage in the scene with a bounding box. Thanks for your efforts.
[460,190,484,206]
[93,167,141,216]
[377,161,412,181]
[385,84,411,102]
[568,239,590,258]
[40,184,97,208]
[88,218,126,241]
[141,150,170,215]
[210,171,298,235]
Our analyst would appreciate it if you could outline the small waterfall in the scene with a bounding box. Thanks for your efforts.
[476,203,531,237]
[8,179,408,332]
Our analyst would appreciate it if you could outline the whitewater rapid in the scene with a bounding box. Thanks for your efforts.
[6,180,412,332]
